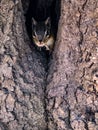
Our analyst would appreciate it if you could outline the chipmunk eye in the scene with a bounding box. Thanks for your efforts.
[33,31,37,38]
[46,32,50,37]
[46,34,49,38]
[33,35,36,38]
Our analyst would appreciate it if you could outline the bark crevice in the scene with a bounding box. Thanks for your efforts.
[0,0,98,130]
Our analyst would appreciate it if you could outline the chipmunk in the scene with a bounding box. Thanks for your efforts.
[32,17,55,51]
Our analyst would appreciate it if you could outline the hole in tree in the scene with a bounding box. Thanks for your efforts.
[21,0,61,69]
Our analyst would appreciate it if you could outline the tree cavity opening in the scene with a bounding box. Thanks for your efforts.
[21,0,61,53]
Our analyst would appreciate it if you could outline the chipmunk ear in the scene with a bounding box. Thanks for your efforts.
[45,17,51,27]
[32,17,37,25]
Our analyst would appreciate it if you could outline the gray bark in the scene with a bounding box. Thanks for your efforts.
[0,0,98,130]
[47,0,98,130]
[0,0,47,130]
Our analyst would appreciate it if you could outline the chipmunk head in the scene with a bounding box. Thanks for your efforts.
[32,17,51,47]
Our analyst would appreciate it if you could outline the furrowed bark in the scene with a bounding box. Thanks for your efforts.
[0,0,47,130]
[0,0,98,130]
[46,0,98,130]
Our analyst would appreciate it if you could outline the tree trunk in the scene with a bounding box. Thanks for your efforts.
[0,0,98,130]
[47,0,98,130]
[0,0,47,130]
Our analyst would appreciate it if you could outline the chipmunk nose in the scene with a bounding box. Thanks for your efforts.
[39,39,42,42]
[38,35,43,42]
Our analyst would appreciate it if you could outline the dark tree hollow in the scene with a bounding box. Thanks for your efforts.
[21,0,61,50]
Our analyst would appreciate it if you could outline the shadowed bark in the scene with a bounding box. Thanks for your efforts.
[0,0,98,130]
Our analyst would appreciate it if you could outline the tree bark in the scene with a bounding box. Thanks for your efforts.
[46,0,98,130]
[0,0,47,130]
[0,0,98,130]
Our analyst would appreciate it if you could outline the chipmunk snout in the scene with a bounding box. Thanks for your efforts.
[39,39,42,43]
[38,35,43,42]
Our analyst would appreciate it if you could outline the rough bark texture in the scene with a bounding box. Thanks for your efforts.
[46,0,98,130]
[0,0,98,130]
[0,0,47,130]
